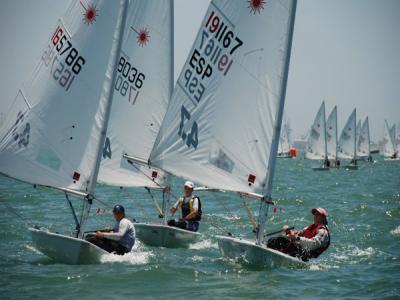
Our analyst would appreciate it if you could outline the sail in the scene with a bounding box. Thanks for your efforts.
[357,117,370,158]
[396,122,400,155]
[278,122,290,155]
[305,102,327,160]
[0,1,126,193]
[98,0,173,188]
[355,120,361,156]
[149,0,297,195]
[383,120,396,157]
[326,106,337,160]
[338,109,356,159]
[389,123,396,142]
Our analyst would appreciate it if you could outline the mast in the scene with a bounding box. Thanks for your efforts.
[78,0,129,238]
[353,109,357,161]
[335,106,338,160]
[256,0,297,245]
[161,0,174,225]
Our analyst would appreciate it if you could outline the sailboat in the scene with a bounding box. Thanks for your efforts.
[0,0,129,264]
[338,109,358,169]
[305,101,329,171]
[94,0,193,248]
[326,106,339,167]
[395,122,400,157]
[277,121,291,158]
[382,120,398,160]
[357,117,372,161]
[144,0,302,267]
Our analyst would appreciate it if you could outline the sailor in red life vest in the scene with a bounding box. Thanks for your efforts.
[267,207,330,261]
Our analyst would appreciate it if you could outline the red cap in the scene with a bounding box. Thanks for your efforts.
[312,207,328,218]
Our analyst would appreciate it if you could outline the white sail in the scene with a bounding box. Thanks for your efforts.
[98,0,173,188]
[389,123,396,142]
[383,120,396,157]
[305,101,327,160]
[355,120,361,156]
[357,117,370,158]
[0,1,125,193]
[278,122,290,155]
[396,122,400,155]
[149,0,297,195]
[338,109,357,159]
[326,106,337,160]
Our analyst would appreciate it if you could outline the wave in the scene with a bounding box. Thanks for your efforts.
[390,225,400,236]
[189,239,218,250]
[100,242,153,265]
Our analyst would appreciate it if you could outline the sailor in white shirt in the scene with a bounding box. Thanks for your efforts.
[87,205,135,255]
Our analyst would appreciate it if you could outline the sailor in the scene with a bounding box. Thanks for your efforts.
[335,159,340,167]
[267,207,330,261]
[87,205,135,255]
[167,181,202,232]
[323,157,330,168]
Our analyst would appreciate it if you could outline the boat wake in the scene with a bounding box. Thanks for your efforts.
[331,245,377,264]
[390,225,400,236]
[189,239,218,250]
[100,242,153,265]
[25,244,42,255]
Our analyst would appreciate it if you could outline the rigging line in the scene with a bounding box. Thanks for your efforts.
[210,191,244,228]
[0,200,33,228]
[239,193,258,230]
[144,187,163,217]
[201,215,232,237]
[126,160,166,189]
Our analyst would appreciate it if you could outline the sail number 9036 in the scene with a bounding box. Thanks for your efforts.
[178,105,198,149]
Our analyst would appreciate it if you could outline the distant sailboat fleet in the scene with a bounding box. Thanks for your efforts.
[301,101,399,169]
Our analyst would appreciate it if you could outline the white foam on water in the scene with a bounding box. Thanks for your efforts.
[25,245,42,255]
[331,246,376,264]
[100,242,153,265]
[189,239,218,250]
[390,225,400,236]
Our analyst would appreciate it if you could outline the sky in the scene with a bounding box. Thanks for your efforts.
[0,0,399,142]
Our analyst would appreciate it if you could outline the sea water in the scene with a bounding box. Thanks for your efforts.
[0,155,399,299]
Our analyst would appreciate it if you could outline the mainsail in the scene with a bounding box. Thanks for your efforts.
[355,120,361,156]
[98,0,173,188]
[338,109,356,159]
[305,101,327,160]
[396,122,400,155]
[357,117,370,158]
[150,0,297,196]
[326,106,337,160]
[383,120,396,158]
[0,0,127,194]
[278,121,291,155]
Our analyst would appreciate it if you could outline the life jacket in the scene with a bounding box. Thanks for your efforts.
[181,195,202,221]
[301,224,331,260]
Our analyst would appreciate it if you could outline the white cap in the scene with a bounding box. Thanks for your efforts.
[184,181,194,189]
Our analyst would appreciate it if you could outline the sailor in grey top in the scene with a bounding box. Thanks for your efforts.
[89,205,135,255]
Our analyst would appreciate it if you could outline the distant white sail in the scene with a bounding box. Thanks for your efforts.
[383,120,396,158]
[389,123,396,142]
[357,117,370,158]
[396,122,400,155]
[278,122,290,155]
[338,109,356,159]
[326,106,337,160]
[149,0,297,195]
[98,0,173,188]
[0,1,125,193]
[355,120,361,155]
[305,101,327,160]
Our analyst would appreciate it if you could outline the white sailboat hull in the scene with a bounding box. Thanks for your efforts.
[312,166,330,171]
[135,223,201,248]
[29,227,108,264]
[217,235,306,268]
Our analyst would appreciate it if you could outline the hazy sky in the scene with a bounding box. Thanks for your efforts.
[0,0,399,142]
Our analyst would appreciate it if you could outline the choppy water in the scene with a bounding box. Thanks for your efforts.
[0,155,399,299]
